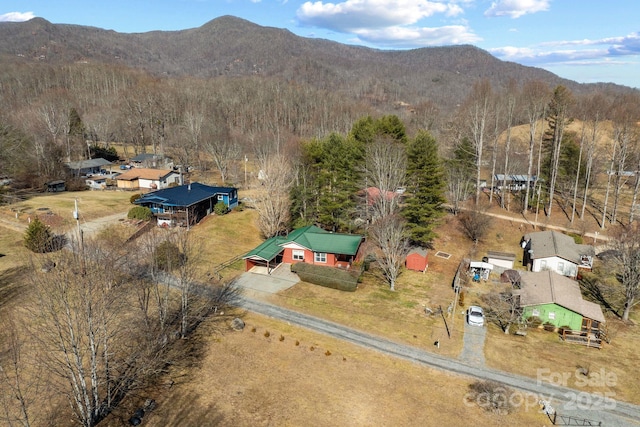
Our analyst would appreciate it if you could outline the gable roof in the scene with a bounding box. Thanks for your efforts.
[242,236,284,262]
[116,168,176,181]
[130,153,167,162]
[65,158,112,170]
[285,225,362,255]
[519,271,605,323]
[243,225,363,262]
[408,247,428,257]
[524,230,594,265]
[135,182,236,208]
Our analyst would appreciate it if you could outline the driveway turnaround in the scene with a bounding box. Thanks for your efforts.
[238,296,640,427]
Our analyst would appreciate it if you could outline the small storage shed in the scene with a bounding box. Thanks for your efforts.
[406,248,428,272]
[487,251,516,269]
[45,180,66,192]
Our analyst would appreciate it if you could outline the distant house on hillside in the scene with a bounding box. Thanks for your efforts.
[494,174,537,191]
[130,153,172,169]
[243,225,364,273]
[134,182,238,227]
[115,168,181,191]
[521,231,594,278]
[65,158,112,177]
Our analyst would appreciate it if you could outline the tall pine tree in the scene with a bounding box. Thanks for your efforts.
[403,130,446,246]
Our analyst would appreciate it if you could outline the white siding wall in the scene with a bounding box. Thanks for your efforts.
[532,256,578,277]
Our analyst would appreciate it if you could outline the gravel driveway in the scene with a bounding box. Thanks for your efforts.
[459,318,487,366]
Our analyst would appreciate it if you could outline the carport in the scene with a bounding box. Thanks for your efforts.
[243,237,284,274]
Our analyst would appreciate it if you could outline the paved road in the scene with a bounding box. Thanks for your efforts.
[237,295,640,426]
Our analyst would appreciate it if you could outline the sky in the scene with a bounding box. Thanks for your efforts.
[1,0,639,88]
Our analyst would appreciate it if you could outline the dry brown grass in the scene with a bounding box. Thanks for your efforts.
[136,313,546,427]
[0,190,132,233]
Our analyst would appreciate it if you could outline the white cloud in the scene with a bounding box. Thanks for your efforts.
[356,25,480,47]
[484,0,549,19]
[296,0,474,47]
[492,32,640,66]
[0,11,36,22]
[491,45,613,66]
[297,0,464,32]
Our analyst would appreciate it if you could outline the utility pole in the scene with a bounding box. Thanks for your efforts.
[74,198,83,251]
[244,155,248,188]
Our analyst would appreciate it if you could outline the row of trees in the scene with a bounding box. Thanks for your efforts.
[453,79,640,228]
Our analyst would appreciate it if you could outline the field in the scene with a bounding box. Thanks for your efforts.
[0,188,639,426]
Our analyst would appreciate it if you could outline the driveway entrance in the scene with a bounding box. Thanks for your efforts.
[235,263,299,297]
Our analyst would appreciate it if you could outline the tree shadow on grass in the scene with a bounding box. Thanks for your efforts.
[0,266,29,310]
[580,274,622,319]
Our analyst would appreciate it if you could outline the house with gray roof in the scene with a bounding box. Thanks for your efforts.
[243,225,363,272]
[521,230,594,278]
[65,158,113,177]
[518,270,605,332]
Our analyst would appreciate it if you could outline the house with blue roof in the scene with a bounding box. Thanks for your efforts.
[134,182,238,228]
[243,225,364,272]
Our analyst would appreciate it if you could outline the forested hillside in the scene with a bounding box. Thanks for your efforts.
[0,16,639,230]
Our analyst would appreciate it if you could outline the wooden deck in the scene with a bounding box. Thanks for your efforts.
[560,330,602,349]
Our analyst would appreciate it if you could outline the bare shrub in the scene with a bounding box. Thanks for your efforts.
[466,380,517,415]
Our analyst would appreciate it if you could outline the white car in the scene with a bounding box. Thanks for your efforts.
[467,305,485,327]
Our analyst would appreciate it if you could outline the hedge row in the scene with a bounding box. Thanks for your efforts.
[290,262,359,292]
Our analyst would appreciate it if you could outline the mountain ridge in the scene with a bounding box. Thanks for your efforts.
[0,16,633,112]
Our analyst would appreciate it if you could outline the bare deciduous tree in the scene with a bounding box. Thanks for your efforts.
[254,154,293,238]
[363,137,406,221]
[28,241,130,427]
[204,137,240,184]
[522,80,549,215]
[481,289,522,334]
[0,317,36,427]
[368,214,408,291]
[458,206,492,245]
[607,222,640,321]
[464,80,492,205]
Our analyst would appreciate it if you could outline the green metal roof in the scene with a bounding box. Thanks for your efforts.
[242,236,283,262]
[243,225,362,261]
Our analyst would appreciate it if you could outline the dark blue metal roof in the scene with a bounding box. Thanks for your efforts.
[135,182,236,207]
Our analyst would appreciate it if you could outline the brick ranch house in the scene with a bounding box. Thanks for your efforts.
[243,225,364,273]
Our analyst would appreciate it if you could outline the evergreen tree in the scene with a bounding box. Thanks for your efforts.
[24,217,53,253]
[316,133,363,232]
[291,133,363,232]
[403,131,446,246]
